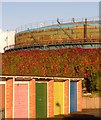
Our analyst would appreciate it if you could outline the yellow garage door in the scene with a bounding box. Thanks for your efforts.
[54,82,64,115]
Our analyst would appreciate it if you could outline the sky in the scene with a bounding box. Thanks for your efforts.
[1,1,100,31]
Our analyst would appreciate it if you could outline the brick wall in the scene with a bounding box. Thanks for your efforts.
[6,79,13,118]
[0,84,5,119]
[77,80,82,112]
[0,84,5,109]
[29,79,36,118]
[64,80,70,115]
[48,80,54,117]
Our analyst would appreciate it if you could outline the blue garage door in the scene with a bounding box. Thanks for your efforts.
[70,82,77,112]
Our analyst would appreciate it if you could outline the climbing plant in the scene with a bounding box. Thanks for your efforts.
[2,47,100,92]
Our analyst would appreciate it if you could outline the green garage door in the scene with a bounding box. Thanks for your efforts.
[36,83,47,118]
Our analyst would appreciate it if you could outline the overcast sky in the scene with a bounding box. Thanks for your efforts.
[1,1,99,31]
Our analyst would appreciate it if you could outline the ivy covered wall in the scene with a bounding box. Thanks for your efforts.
[2,47,100,92]
[2,47,100,76]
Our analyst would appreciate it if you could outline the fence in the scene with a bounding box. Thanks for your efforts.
[82,96,101,109]
[15,16,99,34]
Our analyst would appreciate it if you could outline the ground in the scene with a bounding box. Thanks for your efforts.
[34,109,101,120]
[53,109,101,120]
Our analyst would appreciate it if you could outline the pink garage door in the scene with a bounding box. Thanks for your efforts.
[14,84,28,118]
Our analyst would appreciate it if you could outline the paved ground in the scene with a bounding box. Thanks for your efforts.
[1,109,101,119]
[80,109,101,117]
[54,109,101,120]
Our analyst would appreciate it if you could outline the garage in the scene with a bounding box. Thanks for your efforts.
[70,81,77,112]
[14,83,29,118]
[0,76,82,118]
[36,82,47,118]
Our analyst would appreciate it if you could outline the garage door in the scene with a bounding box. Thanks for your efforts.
[70,82,77,112]
[0,84,5,119]
[36,83,47,118]
[14,84,28,118]
[54,82,64,115]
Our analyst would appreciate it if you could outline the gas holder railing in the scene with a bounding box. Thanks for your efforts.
[15,16,99,34]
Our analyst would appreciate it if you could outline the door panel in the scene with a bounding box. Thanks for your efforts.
[14,84,28,118]
[70,82,77,112]
[54,82,64,115]
[36,83,47,118]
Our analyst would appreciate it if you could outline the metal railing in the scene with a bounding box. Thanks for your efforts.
[15,16,99,34]
[4,39,101,52]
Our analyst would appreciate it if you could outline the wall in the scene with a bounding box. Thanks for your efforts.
[77,80,82,111]
[82,97,101,109]
[0,84,5,119]
[0,30,15,53]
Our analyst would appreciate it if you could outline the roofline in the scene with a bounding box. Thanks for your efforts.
[0,75,84,81]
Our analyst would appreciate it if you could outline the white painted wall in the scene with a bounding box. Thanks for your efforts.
[0,30,15,53]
